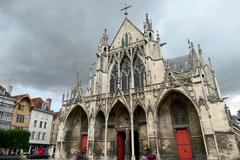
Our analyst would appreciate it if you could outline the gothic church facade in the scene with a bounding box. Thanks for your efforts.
[55,14,240,160]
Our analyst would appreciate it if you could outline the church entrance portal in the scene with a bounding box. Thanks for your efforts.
[107,101,131,159]
[157,92,206,158]
[63,106,88,158]
[175,129,192,160]
[81,134,88,152]
[117,132,126,160]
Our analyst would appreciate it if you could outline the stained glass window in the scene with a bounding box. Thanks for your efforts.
[121,55,131,92]
[133,55,145,89]
[121,33,132,47]
[110,63,118,94]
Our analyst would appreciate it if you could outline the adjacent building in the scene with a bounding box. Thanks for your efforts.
[28,97,54,156]
[56,13,240,160]
[0,85,15,129]
[11,94,31,129]
[49,112,60,158]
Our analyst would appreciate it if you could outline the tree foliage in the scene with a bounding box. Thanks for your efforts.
[0,129,30,151]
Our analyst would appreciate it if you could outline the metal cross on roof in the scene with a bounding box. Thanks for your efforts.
[120,0,132,17]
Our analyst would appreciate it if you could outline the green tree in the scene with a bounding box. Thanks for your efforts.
[0,129,10,154]
[0,129,30,153]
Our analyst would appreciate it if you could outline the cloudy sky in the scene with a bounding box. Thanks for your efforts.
[0,0,239,114]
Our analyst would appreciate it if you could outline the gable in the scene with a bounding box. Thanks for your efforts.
[111,18,144,49]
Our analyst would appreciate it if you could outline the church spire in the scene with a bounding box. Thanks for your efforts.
[100,28,109,46]
[144,13,153,32]
[198,44,205,67]
[188,40,198,72]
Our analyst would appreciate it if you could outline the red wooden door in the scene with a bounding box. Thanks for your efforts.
[81,134,87,152]
[176,129,192,160]
[117,132,125,160]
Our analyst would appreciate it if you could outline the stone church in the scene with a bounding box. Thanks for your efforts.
[55,12,240,160]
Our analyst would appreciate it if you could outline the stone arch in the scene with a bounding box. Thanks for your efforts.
[133,100,146,114]
[95,108,106,118]
[119,51,131,62]
[133,105,148,159]
[94,110,105,158]
[154,89,199,119]
[108,99,130,118]
[63,105,89,158]
[155,90,206,158]
[106,100,131,159]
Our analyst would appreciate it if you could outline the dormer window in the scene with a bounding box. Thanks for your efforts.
[41,102,47,110]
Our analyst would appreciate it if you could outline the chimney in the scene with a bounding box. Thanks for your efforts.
[7,79,13,95]
[46,98,52,110]
[7,85,13,96]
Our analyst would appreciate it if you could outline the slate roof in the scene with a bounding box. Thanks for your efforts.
[31,97,52,112]
[167,54,191,73]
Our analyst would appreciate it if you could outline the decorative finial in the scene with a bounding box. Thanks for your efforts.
[191,42,194,48]
[187,39,191,49]
[208,57,212,70]
[198,44,202,53]
[101,29,109,46]
[120,0,131,18]
[156,30,160,38]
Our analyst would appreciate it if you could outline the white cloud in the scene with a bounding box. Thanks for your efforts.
[225,95,240,115]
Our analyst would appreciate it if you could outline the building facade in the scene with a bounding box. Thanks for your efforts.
[49,112,60,158]
[56,14,240,160]
[11,94,31,129]
[29,97,54,156]
[0,85,15,129]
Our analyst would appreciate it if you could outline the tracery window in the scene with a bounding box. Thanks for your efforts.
[121,55,131,92]
[171,100,188,125]
[133,56,145,89]
[121,32,132,47]
[110,63,118,94]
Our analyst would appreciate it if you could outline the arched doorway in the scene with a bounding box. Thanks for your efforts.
[107,101,131,160]
[63,106,88,158]
[156,92,206,159]
[94,110,105,159]
[132,105,147,160]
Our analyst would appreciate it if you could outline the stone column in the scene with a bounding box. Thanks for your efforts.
[87,117,94,160]
[147,111,158,156]
[104,116,108,160]
[131,114,135,160]
[125,128,130,159]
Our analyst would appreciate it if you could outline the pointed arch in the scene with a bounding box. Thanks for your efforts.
[107,99,130,120]
[110,62,118,94]
[94,110,105,157]
[133,55,146,89]
[155,89,207,157]
[133,105,148,159]
[63,105,89,158]
[106,100,131,158]
[120,55,131,92]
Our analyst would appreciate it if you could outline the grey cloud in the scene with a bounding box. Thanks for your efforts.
[0,0,240,109]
